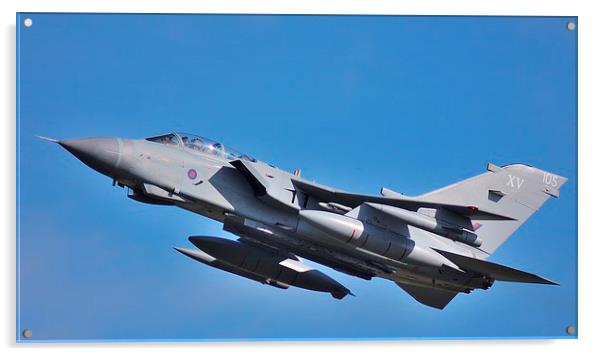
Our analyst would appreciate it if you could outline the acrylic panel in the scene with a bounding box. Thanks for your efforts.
[16,13,578,342]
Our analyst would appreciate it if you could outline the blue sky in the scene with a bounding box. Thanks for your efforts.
[17,14,577,341]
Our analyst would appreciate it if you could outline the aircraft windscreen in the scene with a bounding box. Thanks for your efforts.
[145,133,180,146]
[175,133,257,162]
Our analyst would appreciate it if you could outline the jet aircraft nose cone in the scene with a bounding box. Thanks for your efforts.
[59,137,121,177]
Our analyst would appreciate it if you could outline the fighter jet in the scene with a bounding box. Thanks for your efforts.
[40,132,567,309]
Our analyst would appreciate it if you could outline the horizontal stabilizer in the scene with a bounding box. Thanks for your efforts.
[433,249,558,285]
[396,282,458,309]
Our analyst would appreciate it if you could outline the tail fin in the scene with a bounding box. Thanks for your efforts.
[419,163,567,255]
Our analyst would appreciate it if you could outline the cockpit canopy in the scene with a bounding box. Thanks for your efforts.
[145,133,257,162]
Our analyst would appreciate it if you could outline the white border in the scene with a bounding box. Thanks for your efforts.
[2,0,599,355]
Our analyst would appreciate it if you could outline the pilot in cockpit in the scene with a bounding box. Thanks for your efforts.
[190,137,205,151]
[207,143,222,156]
[161,135,177,145]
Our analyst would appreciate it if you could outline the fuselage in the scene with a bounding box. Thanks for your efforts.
[51,132,564,307]
[57,132,492,294]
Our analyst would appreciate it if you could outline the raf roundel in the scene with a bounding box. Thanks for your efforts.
[187,169,197,180]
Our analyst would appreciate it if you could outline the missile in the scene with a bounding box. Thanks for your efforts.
[299,210,458,269]
[175,236,352,300]
[365,203,483,247]
[299,210,365,242]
